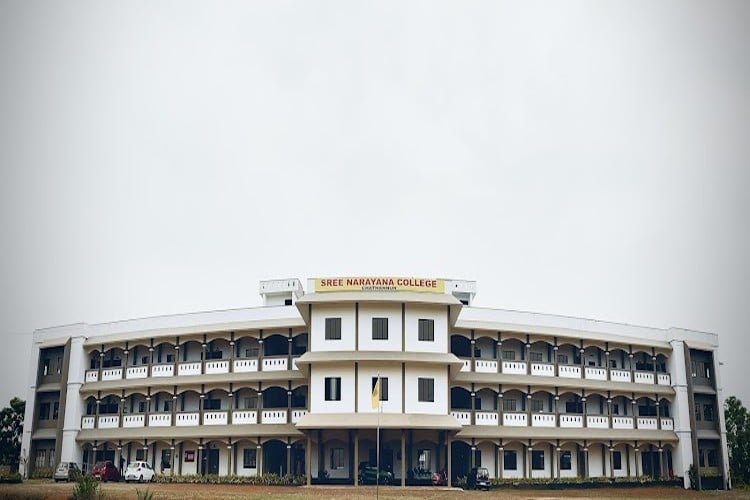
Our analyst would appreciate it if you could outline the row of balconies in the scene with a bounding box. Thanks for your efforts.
[449,410,674,431]
[85,356,298,383]
[80,409,308,429]
[460,359,671,385]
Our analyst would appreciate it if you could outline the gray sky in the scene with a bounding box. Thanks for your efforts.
[1,1,748,408]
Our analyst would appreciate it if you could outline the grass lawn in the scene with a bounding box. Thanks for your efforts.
[1,480,749,500]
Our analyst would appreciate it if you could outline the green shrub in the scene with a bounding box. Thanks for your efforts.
[72,474,100,500]
[30,467,53,479]
[455,475,467,489]
[153,473,304,486]
[0,472,23,483]
[135,488,154,500]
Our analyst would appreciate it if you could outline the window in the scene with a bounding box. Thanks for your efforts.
[163,400,173,412]
[560,451,571,470]
[39,403,50,420]
[531,450,544,470]
[43,359,50,376]
[166,354,174,363]
[695,402,702,421]
[56,357,62,374]
[372,318,388,340]
[612,451,622,470]
[707,449,718,467]
[161,449,172,469]
[612,403,620,415]
[474,397,482,411]
[138,401,147,413]
[704,404,714,422]
[372,377,389,401]
[531,399,545,412]
[52,402,59,420]
[474,449,482,467]
[330,448,344,469]
[418,449,430,470]
[503,399,516,412]
[204,398,221,410]
[503,450,517,470]
[565,400,583,413]
[284,298,293,306]
[325,318,342,340]
[418,319,434,341]
[325,377,341,401]
[474,348,481,358]
[530,352,543,362]
[243,396,258,409]
[610,359,618,368]
[418,378,434,402]
[502,351,515,361]
[243,448,257,468]
[136,449,146,461]
[557,354,569,364]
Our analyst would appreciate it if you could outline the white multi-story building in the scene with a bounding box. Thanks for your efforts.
[20,277,729,489]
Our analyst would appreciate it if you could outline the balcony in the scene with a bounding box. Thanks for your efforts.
[175,412,199,426]
[531,413,555,427]
[451,411,470,425]
[584,366,607,381]
[205,360,229,375]
[151,364,174,377]
[657,373,671,385]
[126,366,148,379]
[148,413,171,427]
[233,359,258,373]
[559,414,583,428]
[531,363,554,377]
[292,409,307,423]
[503,412,527,427]
[123,415,144,428]
[610,369,631,383]
[612,416,634,429]
[177,362,201,376]
[203,410,228,425]
[558,365,581,379]
[634,371,655,384]
[262,357,288,372]
[661,417,674,430]
[502,361,527,375]
[101,368,122,381]
[232,410,257,424]
[475,360,497,373]
[261,410,287,424]
[85,370,99,383]
[586,415,609,429]
[81,416,95,429]
[637,417,658,430]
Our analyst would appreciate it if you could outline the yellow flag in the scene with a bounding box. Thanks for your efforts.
[371,376,380,409]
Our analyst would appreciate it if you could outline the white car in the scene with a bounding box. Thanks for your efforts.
[124,461,155,483]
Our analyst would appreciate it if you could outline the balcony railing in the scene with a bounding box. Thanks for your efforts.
[176,412,199,426]
[451,411,471,425]
[661,417,674,430]
[149,413,171,427]
[204,410,228,425]
[232,410,257,424]
[292,409,307,423]
[586,415,609,428]
[81,416,95,429]
[531,413,555,427]
[102,368,122,381]
[637,417,658,430]
[151,364,173,377]
[559,414,583,428]
[126,366,148,379]
[262,357,288,372]
[123,415,144,428]
[612,416,634,429]
[475,411,498,426]
[178,362,201,376]
[453,357,670,386]
[234,359,258,373]
[261,410,287,424]
[503,412,527,427]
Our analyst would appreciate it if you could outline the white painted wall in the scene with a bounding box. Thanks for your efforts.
[357,363,402,413]
[404,304,448,354]
[61,336,86,466]
[668,339,694,488]
[309,364,355,413]
[310,304,356,352]
[404,365,447,415]
[358,304,402,352]
[500,444,523,479]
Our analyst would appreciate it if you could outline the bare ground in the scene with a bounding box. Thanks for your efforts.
[1,481,748,500]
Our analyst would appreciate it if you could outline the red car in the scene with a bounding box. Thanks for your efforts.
[91,460,120,482]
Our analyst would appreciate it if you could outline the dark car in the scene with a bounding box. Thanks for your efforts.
[358,463,393,485]
[431,469,448,486]
[53,462,82,482]
[467,467,490,490]
[93,460,120,482]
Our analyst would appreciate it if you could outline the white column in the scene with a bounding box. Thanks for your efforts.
[60,335,87,464]
[712,348,731,489]
[667,339,693,489]
[19,342,41,478]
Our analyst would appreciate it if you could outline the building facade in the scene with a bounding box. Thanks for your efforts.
[20,277,730,489]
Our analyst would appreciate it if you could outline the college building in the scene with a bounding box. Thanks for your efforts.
[20,277,730,489]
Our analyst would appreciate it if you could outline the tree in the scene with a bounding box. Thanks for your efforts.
[0,397,25,471]
[725,395,750,485]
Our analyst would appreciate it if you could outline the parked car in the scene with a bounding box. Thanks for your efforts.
[123,461,154,483]
[358,463,393,485]
[467,467,491,490]
[92,460,120,482]
[431,469,448,486]
[53,462,82,482]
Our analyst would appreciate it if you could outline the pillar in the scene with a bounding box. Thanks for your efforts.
[447,433,452,488]
[286,442,291,476]
[257,442,263,475]
[306,434,312,486]
[227,442,233,477]
[400,431,406,487]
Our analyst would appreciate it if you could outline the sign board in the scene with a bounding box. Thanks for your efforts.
[314,277,444,293]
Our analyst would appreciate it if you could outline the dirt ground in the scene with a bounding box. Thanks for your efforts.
[1,481,749,500]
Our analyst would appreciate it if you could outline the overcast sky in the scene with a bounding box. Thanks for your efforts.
[0,1,748,408]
